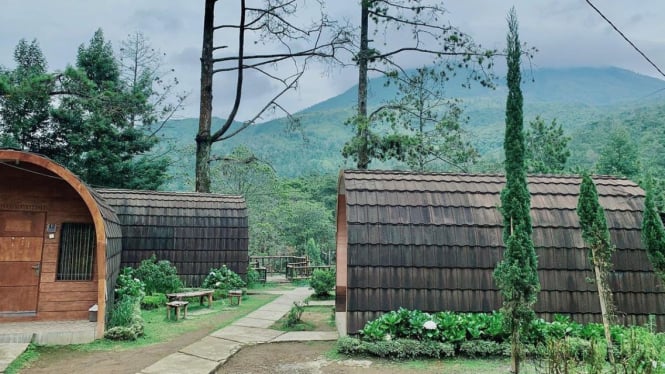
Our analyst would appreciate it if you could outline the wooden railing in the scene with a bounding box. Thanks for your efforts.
[286,264,334,281]
[249,255,307,274]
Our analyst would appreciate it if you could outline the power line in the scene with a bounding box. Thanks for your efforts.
[585,0,665,79]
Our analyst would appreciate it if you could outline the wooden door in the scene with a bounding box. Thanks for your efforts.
[0,211,45,316]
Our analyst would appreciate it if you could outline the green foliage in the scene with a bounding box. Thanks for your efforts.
[108,295,139,328]
[140,293,167,310]
[337,337,455,360]
[282,301,306,328]
[305,238,322,266]
[345,67,480,172]
[642,177,665,282]
[596,128,640,179]
[309,268,335,296]
[459,340,511,357]
[246,267,260,288]
[114,267,145,301]
[0,30,171,189]
[618,324,665,373]
[359,309,508,344]
[525,116,571,174]
[107,293,145,341]
[494,12,540,373]
[202,265,245,290]
[134,255,183,295]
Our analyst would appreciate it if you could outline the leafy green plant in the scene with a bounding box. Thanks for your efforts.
[114,267,145,301]
[337,337,455,359]
[282,301,306,328]
[134,255,183,295]
[459,340,510,357]
[309,268,335,297]
[140,293,167,310]
[109,296,137,328]
[246,267,260,288]
[202,265,245,290]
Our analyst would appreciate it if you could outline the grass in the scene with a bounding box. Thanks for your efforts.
[4,344,39,374]
[31,293,279,357]
[272,305,335,332]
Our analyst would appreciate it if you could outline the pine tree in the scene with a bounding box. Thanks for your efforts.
[641,176,665,282]
[576,173,616,364]
[493,9,539,374]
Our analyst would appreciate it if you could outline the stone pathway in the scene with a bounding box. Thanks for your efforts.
[0,343,28,373]
[139,287,337,374]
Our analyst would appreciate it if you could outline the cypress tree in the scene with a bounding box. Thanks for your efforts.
[641,177,665,281]
[576,173,616,364]
[493,8,540,374]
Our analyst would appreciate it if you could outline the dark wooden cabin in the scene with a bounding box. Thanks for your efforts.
[335,170,665,335]
[97,189,249,286]
[0,150,122,337]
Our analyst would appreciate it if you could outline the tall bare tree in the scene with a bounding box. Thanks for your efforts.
[343,0,496,169]
[195,0,349,192]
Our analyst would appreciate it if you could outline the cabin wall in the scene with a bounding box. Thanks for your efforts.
[0,164,97,322]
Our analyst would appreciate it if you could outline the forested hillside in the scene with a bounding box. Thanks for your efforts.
[161,66,665,190]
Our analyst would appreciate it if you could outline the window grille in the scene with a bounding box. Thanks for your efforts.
[57,223,95,281]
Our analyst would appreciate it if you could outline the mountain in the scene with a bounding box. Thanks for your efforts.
[159,66,665,190]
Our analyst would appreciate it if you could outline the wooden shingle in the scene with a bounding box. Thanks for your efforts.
[98,189,248,286]
[337,170,665,334]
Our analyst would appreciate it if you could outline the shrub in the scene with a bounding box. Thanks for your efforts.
[336,337,455,359]
[459,340,510,357]
[337,336,364,355]
[310,268,335,297]
[202,265,245,290]
[109,296,137,328]
[115,267,145,301]
[106,294,145,341]
[134,255,183,295]
[246,267,260,288]
[141,293,167,310]
[282,301,306,328]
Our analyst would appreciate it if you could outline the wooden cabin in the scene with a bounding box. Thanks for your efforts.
[97,189,249,286]
[0,150,122,338]
[335,170,665,335]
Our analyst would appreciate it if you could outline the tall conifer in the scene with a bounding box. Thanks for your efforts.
[641,177,665,281]
[493,8,540,373]
[577,173,616,364]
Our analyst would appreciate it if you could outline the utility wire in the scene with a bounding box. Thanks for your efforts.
[585,0,665,79]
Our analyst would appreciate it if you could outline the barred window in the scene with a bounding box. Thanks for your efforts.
[57,223,96,281]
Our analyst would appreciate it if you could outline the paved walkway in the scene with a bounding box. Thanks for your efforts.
[139,287,337,374]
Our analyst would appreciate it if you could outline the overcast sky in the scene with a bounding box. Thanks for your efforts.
[1,1,664,121]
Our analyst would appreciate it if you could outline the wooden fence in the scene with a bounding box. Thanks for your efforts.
[286,264,334,281]
[249,255,307,274]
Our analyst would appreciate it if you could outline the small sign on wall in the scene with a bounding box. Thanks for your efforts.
[46,223,56,239]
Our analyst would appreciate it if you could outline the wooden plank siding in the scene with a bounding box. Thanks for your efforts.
[98,189,248,287]
[338,170,665,334]
[0,155,121,331]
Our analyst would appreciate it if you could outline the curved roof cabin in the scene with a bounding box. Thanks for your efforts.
[0,150,122,338]
[97,189,248,286]
[335,170,665,335]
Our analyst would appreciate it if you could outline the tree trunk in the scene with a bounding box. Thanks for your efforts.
[593,260,616,365]
[195,0,215,192]
[356,1,369,169]
[511,325,519,373]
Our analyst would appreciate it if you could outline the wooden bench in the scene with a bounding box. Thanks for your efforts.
[166,301,189,320]
[166,289,214,308]
[228,290,242,305]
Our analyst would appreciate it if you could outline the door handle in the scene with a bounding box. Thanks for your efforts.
[31,263,40,275]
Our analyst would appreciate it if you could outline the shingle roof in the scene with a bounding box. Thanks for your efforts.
[339,170,664,333]
[97,189,248,286]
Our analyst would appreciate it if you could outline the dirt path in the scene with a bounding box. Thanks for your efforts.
[220,341,514,374]
[21,306,255,374]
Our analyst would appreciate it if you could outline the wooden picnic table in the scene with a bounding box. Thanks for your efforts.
[166,289,214,308]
